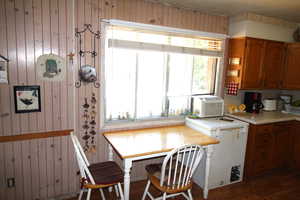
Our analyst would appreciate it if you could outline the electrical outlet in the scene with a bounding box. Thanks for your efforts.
[7,178,15,188]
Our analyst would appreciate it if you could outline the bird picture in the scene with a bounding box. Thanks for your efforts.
[19,98,33,107]
[14,86,41,113]
[16,90,37,110]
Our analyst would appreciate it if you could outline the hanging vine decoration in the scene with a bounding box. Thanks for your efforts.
[89,93,97,152]
[81,93,98,152]
[75,24,101,88]
[82,98,90,152]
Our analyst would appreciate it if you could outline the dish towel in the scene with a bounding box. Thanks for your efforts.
[227,82,239,96]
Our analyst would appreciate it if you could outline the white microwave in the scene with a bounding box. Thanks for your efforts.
[192,95,224,118]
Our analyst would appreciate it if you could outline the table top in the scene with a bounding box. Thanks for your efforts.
[103,125,219,159]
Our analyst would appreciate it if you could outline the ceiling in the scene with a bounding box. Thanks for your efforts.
[148,0,300,23]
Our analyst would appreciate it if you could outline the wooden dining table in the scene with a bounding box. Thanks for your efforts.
[103,125,219,200]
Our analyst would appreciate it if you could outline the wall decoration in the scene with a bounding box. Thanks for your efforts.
[89,93,97,152]
[36,54,66,81]
[82,97,90,151]
[75,24,100,88]
[79,65,97,83]
[14,85,41,113]
[0,54,9,84]
[67,52,75,65]
[293,27,300,42]
[81,93,97,152]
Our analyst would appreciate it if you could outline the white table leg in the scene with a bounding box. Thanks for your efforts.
[108,144,113,192]
[108,144,113,161]
[123,159,132,200]
[203,145,214,199]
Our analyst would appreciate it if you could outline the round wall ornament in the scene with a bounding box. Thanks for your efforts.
[78,65,97,83]
[293,27,300,42]
[37,54,66,81]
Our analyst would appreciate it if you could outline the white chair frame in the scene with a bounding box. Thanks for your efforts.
[142,144,205,200]
[70,132,124,200]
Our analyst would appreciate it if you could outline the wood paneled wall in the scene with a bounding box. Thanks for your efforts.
[0,0,228,199]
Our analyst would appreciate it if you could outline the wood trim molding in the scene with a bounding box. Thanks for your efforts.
[0,129,74,143]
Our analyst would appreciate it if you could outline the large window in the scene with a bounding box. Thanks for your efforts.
[103,21,224,124]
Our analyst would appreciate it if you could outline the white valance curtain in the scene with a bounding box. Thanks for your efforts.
[108,39,223,57]
[103,19,226,58]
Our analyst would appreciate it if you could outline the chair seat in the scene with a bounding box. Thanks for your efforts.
[87,161,123,186]
[145,163,193,193]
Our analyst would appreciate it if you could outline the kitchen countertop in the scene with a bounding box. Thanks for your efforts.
[226,111,300,125]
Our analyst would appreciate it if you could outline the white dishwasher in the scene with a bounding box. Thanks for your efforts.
[186,116,249,189]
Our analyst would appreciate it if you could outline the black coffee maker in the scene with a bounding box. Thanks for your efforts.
[244,92,264,113]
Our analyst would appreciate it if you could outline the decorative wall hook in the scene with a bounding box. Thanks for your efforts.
[75,24,100,88]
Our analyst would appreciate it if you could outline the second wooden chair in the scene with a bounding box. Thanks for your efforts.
[142,144,205,200]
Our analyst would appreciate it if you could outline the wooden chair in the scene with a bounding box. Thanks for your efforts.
[70,132,124,200]
[142,144,205,200]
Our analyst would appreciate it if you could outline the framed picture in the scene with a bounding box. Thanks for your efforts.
[0,57,8,84]
[14,85,41,113]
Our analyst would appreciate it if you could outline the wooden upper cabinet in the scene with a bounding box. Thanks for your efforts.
[226,37,285,89]
[282,43,300,89]
[241,38,265,89]
[263,41,285,89]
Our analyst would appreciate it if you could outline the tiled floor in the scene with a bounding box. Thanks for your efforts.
[67,169,300,200]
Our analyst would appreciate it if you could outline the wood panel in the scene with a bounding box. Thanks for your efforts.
[245,122,295,179]
[282,43,300,89]
[241,38,265,89]
[0,0,228,199]
[263,41,285,89]
[272,122,293,168]
[292,122,300,169]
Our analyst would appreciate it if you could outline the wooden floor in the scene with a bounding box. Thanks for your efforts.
[68,169,300,200]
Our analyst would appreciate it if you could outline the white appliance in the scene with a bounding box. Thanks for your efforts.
[263,99,277,111]
[192,95,224,118]
[279,95,292,112]
[186,116,249,189]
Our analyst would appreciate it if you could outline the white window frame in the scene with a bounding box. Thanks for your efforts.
[100,19,228,132]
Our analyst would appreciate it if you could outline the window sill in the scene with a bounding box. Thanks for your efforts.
[101,117,185,133]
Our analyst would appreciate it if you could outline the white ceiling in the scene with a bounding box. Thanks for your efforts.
[148,0,300,23]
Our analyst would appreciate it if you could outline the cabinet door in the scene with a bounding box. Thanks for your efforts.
[282,43,300,89]
[273,123,293,168]
[241,38,265,89]
[253,125,274,174]
[292,123,300,169]
[263,41,285,89]
[244,124,274,178]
